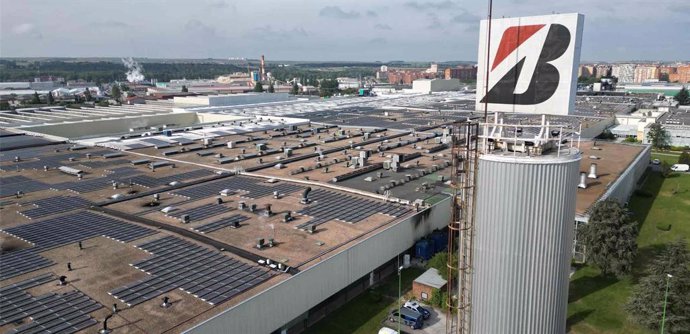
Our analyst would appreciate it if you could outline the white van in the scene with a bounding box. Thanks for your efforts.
[671,164,689,172]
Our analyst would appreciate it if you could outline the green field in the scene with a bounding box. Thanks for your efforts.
[567,171,690,333]
[304,267,424,334]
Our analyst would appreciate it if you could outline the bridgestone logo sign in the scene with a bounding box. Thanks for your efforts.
[476,13,584,115]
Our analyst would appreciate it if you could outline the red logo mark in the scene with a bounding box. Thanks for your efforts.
[491,24,545,70]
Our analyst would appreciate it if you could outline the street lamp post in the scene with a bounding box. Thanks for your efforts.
[398,265,403,334]
[660,273,673,334]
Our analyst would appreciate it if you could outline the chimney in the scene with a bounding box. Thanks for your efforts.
[578,172,587,189]
[588,163,598,179]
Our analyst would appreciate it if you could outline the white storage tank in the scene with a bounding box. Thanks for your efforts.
[471,150,580,334]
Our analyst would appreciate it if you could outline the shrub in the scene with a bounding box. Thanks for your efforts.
[655,224,672,231]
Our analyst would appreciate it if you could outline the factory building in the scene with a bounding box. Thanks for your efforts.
[172,93,293,107]
[411,79,461,93]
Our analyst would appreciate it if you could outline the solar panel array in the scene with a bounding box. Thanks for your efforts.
[170,203,232,221]
[296,189,411,229]
[172,176,302,200]
[78,159,129,169]
[110,236,271,306]
[0,273,102,334]
[141,138,172,148]
[192,214,250,233]
[128,169,214,188]
[2,211,155,252]
[0,144,72,163]
[18,196,92,219]
[0,151,82,171]
[0,175,50,197]
[0,249,54,280]
[49,167,144,194]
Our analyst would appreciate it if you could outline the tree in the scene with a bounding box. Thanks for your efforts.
[267,81,275,93]
[253,82,264,92]
[31,91,41,104]
[46,91,55,105]
[660,161,673,178]
[181,85,188,93]
[0,101,11,110]
[675,87,690,105]
[647,123,670,150]
[291,83,299,95]
[679,151,690,165]
[319,79,339,97]
[626,239,690,333]
[577,199,639,278]
[111,84,122,101]
[83,88,92,102]
[427,251,457,280]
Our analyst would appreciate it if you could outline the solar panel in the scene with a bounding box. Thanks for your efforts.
[192,214,249,233]
[170,204,231,221]
[171,176,301,200]
[2,210,156,252]
[0,176,50,197]
[78,159,129,169]
[140,138,172,149]
[0,249,54,280]
[0,274,102,333]
[110,236,271,306]
[18,196,92,219]
[295,189,411,229]
[124,169,213,188]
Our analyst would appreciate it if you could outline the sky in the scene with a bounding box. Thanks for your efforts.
[1,0,688,62]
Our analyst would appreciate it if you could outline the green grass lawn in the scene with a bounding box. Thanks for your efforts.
[567,171,690,333]
[304,267,425,334]
[651,152,681,165]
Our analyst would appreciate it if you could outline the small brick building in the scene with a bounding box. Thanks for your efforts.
[412,268,447,301]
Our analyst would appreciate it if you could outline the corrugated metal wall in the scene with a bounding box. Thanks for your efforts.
[471,153,580,334]
[186,197,451,334]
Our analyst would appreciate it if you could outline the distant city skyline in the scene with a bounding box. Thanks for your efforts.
[1,0,688,62]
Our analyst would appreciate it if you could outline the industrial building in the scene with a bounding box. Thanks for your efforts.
[645,107,690,147]
[0,90,653,333]
[411,79,461,94]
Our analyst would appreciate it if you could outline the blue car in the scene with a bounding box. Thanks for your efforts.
[404,300,431,319]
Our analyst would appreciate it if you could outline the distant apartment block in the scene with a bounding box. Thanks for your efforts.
[387,70,436,85]
[444,65,477,81]
[633,65,660,83]
[578,65,596,78]
[595,65,611,78]
[669,65,690,83]
[611,64,635,83]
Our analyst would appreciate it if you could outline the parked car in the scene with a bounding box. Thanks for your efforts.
[652,159,661,165]
[389,307,424,329]
[378,327,398,334]
[404,300,431,319]
[671,164,689,172]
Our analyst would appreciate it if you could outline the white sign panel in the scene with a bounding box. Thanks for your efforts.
[476,13,584,115]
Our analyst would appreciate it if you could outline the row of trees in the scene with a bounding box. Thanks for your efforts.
[579,199,690,332]
[0,60,244,83]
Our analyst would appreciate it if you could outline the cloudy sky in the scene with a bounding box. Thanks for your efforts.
[1,0,688,62]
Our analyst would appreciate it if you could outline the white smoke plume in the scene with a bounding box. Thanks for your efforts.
[121,57,145,83]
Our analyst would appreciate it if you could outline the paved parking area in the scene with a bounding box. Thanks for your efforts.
[380,306,448,334]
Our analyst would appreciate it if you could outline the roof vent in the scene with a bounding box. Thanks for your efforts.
[588,163,598,179]
[161,206,176,214]
[578,172,587,189]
